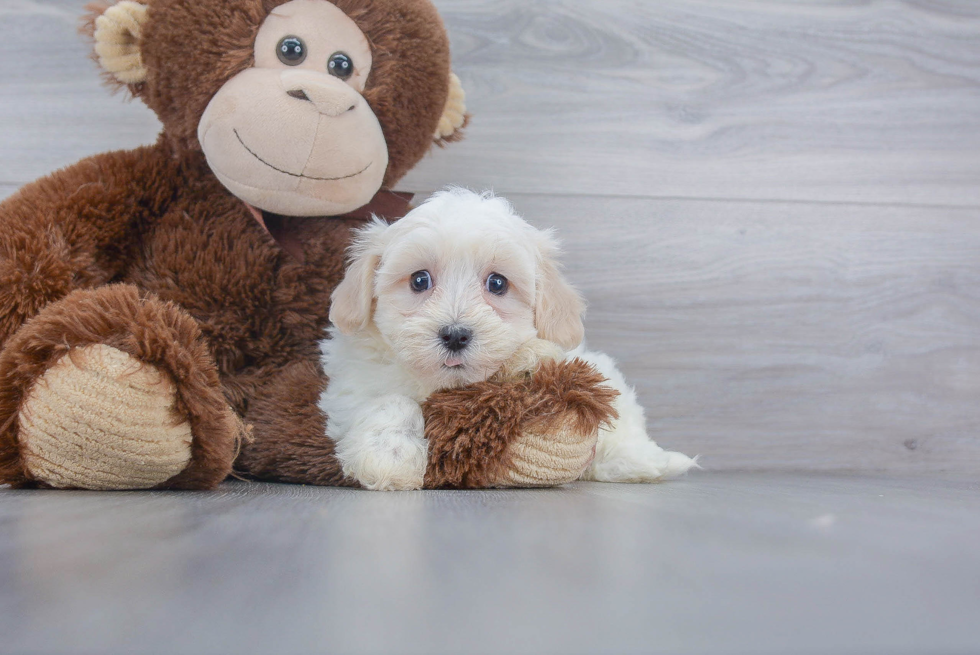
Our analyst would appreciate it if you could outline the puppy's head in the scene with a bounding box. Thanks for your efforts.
[329,188,585,390]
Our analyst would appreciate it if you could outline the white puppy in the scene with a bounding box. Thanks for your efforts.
[319,188,696,490]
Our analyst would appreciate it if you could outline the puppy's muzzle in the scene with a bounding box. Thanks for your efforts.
[439,325,473,353]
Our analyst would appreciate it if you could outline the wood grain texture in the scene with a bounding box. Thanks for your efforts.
[1,474,978,655]
[406,0,980,204]
[3,1,980,204]
[473,193,979,474]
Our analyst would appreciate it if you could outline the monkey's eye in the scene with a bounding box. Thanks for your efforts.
[277,36,307,65]
[486,273,509,296]
[410,270,432,293]
[328,52,354,79]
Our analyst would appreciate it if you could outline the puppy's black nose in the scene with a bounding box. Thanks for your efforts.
[439,325,473,353]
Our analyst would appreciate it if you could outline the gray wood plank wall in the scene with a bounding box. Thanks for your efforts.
[1,0,978,473]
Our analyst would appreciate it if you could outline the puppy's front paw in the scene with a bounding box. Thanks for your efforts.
[493,338,565,381]
[338,395,428,491]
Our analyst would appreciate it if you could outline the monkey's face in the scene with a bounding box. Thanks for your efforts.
[88,0,466,220]
[197,0,389,216]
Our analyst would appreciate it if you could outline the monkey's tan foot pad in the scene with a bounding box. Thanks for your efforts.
[19,344,192,490]
[495,424,599,487]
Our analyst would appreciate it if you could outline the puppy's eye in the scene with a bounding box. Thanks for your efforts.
[410,270,432,293]
[328,52,354,79]
[277,36,307,65]
[486,273,508,296]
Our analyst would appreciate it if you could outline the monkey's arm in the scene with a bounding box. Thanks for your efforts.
[0,143,176,346]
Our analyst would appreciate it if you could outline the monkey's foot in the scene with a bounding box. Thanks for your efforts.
[496,420,599,487]
[491,343,613,486]
[423,358,618,489]
[0,285,241,490]
[19,344,193,490]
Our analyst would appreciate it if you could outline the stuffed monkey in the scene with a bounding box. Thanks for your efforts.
[0,0,615,490]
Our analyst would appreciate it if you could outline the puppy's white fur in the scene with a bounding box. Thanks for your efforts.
[319,188,696,490]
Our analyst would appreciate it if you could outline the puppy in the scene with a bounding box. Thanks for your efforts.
[319,188,696,490]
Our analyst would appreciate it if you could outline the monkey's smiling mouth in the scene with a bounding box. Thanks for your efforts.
[234,129,372,181]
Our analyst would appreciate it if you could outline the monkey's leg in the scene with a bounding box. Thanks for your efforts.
[0,284,242,490]
[422,357,619,489]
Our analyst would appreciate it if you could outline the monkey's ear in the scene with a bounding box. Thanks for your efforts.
[329,220,389,335]
[87,1,150,86]
[433,73,468,144]
[534,230,586,350]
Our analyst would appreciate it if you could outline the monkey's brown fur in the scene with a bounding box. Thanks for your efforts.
[0,0,616,490]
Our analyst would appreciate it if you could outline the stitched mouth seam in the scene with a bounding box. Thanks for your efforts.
[233,129,371,181]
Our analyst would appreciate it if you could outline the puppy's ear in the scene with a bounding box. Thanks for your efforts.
[329,219,389,335]
[534,230,586,350]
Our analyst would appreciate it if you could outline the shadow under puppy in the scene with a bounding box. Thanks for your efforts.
[320,188,696,490]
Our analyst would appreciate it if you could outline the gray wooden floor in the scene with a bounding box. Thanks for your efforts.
[2,1,980,653]
[1,474,978,655]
